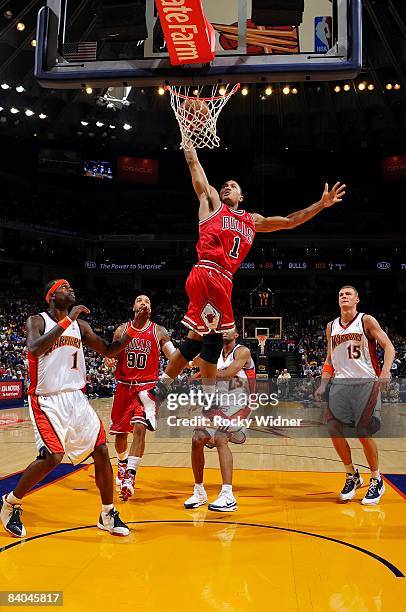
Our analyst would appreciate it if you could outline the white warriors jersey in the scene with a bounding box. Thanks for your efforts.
[330,312,380,379]
[28,312,86,395]
[217,344,256,405]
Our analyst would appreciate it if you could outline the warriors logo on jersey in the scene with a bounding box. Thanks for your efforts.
[330,313,381,378]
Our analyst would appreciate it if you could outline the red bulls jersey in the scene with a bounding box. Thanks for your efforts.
[114,321,160,383]
[196,203,256,275]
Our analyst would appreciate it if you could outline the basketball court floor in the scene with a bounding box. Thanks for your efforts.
[1,398,405,611]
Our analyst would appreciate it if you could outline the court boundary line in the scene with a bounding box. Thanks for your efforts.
[0,520,404,578]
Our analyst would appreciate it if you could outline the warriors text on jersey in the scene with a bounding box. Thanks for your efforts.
[28,312,86,395]
[196,203,256,276]
[114,321,160,383]
[330,313,380,378]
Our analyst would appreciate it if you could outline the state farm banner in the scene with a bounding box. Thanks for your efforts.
[382,155,406,182]
[116,156,158,184]
[155,0,215,65]
[0,379,24,408]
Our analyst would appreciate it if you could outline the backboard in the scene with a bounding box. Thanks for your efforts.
[242,316,282,340]
[35,1,362,88]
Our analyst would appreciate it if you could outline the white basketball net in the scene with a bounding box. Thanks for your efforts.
[165,83,240,150]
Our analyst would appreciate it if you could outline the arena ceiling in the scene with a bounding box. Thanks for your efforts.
[0,0,406,153]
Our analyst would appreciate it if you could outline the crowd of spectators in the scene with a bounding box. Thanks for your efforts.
[1,287,406,404]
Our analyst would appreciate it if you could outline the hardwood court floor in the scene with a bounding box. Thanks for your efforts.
[0,399,405,611]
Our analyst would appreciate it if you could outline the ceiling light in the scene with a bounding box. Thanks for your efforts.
[334,85,341,93]
[291,87,298,94]
[241,87,249,96]
[394,83,401,90]
[367,83,375,91]
[0,107,3,112]
[85,86,93,95]
[96,121,104,127]
[109,124,116,129]
[343,83,351,91]
[81,120,88,126]
[219,86,227,96]
[16,22,25,32]
[158,87,165,95]
[31,39,37,48]
[15,85,25,93]
[282,86,290,95]
[385,83,393,90]
[123,123,132,130]
[25,109,34,116]
[3,10,13,19]
[10,107,19,114]
[1,83,10,90]
[39,113,47,119]
[265,86,272,96]
[358,82,366,91]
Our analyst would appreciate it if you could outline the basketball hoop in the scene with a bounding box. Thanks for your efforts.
[256,334,268,355]
[165,83,240,150]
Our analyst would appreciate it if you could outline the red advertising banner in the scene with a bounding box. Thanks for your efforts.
[382,155,406,182]
[0,380,23,401]
[116,156,159,184]
[155,0,215,66]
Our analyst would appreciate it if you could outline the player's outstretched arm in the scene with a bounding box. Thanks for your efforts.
[103,323,126,368]
[79,308,152,357]
[253,182,346,233]
[26,305,90,357]
[184,146,221,220]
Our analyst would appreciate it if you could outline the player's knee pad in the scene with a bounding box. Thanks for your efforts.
[356,416,381,438]
[200,332,223,364]
[179,338,202,361]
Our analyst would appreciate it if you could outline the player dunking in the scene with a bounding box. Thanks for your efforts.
[315,286,395,504]
[146,145,346,416]
[107,295,175,501]
[0,279,145,538]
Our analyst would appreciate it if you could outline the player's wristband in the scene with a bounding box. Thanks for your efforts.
[126,324,139,339]
[58,316,72,330]
[322,363,335,376]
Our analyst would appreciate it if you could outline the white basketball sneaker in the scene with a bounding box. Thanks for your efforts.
[208,491,237,512]
[0,494,26,538]
[97,508,130,536]
[184,486,208,509]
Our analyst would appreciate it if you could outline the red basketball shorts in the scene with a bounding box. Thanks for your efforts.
[110,381,155,433]
[182,263,235,335]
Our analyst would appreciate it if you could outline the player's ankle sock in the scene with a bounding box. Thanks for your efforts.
[371,470,381,480]
[102,504,114,514]
[127,456,141,472]
[6,492,22,506]
[195,483,205,492]
[344,464,356,475]
[221,484,233,495]
[160,373,174,388]
[117,451,128,462]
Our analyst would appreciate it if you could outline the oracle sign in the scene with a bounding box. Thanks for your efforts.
[382,155,406,182]
[117,157,158,184]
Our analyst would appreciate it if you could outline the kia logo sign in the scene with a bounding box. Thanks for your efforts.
[377,261,391,270]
